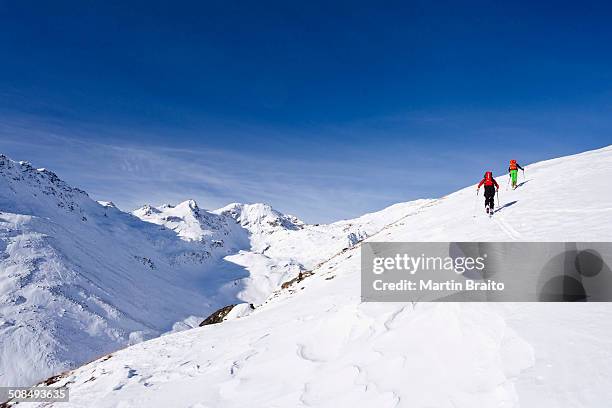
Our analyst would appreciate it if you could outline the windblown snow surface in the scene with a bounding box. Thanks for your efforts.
[3,146,612,407]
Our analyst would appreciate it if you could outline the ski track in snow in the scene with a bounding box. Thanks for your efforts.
[493,215,523,241]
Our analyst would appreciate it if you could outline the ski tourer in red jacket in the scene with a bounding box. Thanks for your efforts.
[477,171,499,214]
[477,171,499,190]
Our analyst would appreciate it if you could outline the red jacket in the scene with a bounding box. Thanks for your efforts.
[478,173,499,189]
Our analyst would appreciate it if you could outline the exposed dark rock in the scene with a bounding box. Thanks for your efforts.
[199,304,236,326]
[43,373,65,385]
[281,271,314,290]
[133,256,156,269]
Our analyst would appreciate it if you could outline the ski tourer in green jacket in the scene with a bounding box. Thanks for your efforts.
[508,159,524,189]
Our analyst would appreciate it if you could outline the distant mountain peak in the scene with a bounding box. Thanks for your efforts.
[175,199,200,213]
[132,200,249,249]
[213,202,304,233]
[134,204,162,216]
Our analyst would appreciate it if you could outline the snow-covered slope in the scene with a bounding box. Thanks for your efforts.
[15,146,612,407]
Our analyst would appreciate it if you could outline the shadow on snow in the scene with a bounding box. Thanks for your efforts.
[494,200,518,214]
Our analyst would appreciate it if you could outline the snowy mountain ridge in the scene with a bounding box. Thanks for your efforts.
[0,154,92,220]
[132,200,249,257]
[133,200,305,243]
[213,202,304,234]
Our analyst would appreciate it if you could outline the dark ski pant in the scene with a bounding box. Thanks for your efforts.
[484,185,495,209]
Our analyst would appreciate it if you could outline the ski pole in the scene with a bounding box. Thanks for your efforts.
[522,169,525,181]
[473,189,478,217]
[505,175,510,191]
[496,190,501,209]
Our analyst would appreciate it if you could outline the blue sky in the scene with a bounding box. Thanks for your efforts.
[1,1,611,222]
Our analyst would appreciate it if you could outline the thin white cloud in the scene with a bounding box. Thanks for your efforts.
[0,119,426,222]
